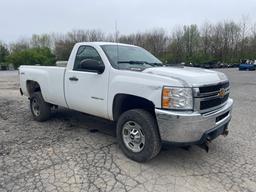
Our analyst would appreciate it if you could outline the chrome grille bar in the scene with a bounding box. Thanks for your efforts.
[193,81,230,113]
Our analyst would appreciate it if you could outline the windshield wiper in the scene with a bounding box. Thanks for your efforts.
[117,61,163,66]
[117,61,146,65]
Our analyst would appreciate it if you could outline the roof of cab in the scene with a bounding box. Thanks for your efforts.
[75,42,136,47]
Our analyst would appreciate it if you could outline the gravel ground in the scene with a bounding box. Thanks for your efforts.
[0,69,256,192]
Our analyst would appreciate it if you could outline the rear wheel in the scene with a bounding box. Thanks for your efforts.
[30,92,51,122]
[117,109,161,162]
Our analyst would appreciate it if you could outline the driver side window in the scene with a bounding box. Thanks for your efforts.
[73,46,103,71]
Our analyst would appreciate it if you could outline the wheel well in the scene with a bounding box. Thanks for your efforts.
[26,80,41,97]
[113,94,155,121]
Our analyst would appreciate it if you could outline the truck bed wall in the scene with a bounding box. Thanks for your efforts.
[19,66,68,108]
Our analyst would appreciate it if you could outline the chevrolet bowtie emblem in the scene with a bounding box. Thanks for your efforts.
[218,88,225,98]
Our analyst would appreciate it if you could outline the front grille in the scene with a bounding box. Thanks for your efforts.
[200,93,229,110]
[199,81,229,93]
[195,81,230,112]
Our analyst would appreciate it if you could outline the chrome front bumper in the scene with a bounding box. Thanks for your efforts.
[155,98,233,143]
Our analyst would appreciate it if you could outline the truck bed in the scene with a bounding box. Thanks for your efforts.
[19,66,68,107]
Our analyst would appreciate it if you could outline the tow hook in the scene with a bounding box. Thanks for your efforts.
[198,137,211,153]
[222,129,229,137]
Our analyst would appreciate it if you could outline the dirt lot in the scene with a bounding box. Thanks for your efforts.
[0,69,256,192]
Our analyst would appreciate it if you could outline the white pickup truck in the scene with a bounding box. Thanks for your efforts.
[19,42,233,162]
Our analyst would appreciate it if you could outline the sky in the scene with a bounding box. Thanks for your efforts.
[1,0,256,42]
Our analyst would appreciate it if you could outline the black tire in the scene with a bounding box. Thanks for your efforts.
[30,92,51,122]
[117,109,161,162]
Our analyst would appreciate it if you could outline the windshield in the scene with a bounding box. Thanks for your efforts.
[101,45,163,71]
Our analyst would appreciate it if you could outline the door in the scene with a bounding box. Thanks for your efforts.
[64,45,109,119]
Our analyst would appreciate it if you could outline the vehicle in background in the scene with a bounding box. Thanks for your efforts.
[239,63,255,71]
[239,59,256,71]
[0,64,8,70]
[0,63,15,70]
[19,42,233,162]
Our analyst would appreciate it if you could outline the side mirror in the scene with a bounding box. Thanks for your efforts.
[80,59,105,74]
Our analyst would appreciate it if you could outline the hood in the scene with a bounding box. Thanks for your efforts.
[143,66,228,87]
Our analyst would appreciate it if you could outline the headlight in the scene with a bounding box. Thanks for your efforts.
[162,86,193,110]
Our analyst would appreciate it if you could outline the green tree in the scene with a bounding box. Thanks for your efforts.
[182,24,200,63]
[7,47,56,69]
[30,34,52,48]
[9,39,29,53]
[0,42,9,63]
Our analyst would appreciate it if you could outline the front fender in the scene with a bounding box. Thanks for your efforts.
[107,70,182,120]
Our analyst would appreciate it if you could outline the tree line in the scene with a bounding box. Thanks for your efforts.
[1,20,256,69]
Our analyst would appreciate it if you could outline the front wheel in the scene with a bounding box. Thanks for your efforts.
[117,109,161,162]
[30,92,51,122]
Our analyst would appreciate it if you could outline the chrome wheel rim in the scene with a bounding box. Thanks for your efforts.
[122,121,145,153]
[32,98,40,116]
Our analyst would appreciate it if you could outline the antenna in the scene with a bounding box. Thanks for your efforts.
[115,20,119,69]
